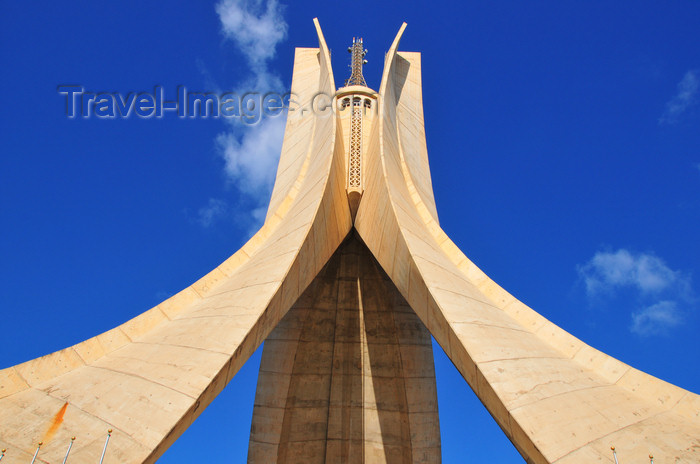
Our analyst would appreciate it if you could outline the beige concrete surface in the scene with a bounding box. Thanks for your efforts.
[248,233,440,463]
[1,18,698,464]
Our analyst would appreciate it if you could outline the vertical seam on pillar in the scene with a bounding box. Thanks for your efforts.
[322,263,341,462]
[357,275,366,464]
[388,279,414,463]
[276,304,310,461]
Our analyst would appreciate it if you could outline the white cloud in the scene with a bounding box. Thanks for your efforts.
[246,206,268,237]
[578,249,680,296]
[631,301,682,336]
[202,0,288,230]
[216,116,286,197]
[216,0,287,69]
[659,70,699,125]
[578,248,694,336]
[197,198,227,227]
[215,0,287,98]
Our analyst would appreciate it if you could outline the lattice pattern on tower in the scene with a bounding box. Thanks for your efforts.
[346,37,367,87]
[348,98,363,188]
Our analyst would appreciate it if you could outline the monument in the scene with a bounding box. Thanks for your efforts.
[0,19,698,463]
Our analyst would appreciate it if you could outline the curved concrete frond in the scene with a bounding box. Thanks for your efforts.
[355,22,700,464]
[0,20,351,463]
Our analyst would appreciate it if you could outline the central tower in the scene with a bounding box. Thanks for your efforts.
[248,35,441,463]
[338,37,376,221]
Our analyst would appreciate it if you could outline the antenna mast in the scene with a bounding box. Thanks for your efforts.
[345,37,368,86]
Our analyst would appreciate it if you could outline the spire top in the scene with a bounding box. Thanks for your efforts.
[345,37,367,87]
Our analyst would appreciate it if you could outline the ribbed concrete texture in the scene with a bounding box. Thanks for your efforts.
[0,18,698,464]
[249,233,440,463]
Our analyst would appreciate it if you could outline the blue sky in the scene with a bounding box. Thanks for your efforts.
[1,1,699,462]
